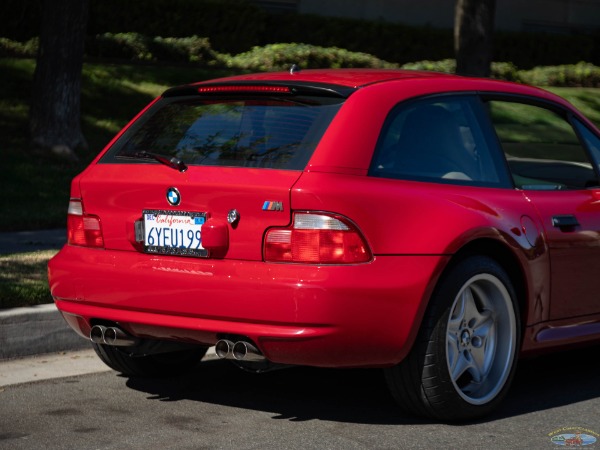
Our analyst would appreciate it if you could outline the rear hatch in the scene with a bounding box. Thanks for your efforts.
[76,83,347,261]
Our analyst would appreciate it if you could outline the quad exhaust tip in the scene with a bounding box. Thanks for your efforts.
[215,339,266,362]
[91,327,266,361]
[90,324,139,347]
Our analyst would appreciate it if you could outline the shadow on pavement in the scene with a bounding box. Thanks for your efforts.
[498,344,600,419]
[124,344,600,425]
[127,362,425,425]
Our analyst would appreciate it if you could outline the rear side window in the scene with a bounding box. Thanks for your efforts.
[369,96,509,187]
[102,97,343,170]
[487,100,599,190]
[574,119,600,173]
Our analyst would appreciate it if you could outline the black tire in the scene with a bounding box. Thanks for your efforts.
[92,343,208,378]
[385,256,521,421]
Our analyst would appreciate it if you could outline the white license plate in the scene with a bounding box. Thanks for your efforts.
[143,210,207,257]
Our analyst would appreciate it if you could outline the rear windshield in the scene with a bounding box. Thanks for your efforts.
[101,96,343,170]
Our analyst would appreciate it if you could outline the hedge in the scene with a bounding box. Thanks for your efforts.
[2,35,600,87]
[4,0,600,68]
[519,62,600,88]
[222,43,398,71]
[0,37,39,59]
[85,33,218,64]
[400,59,600,87]
[401,59,521,82]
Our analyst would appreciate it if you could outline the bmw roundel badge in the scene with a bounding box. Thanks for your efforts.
[166,187,181,206]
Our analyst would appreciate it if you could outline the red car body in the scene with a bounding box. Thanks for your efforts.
[48,69,600,419]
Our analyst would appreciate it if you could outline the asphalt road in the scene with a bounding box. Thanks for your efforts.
[0,346,599,449]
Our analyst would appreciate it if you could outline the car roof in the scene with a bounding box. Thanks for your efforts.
[187,68,565,104]
[171,69,583,127]
[193,68,458,89]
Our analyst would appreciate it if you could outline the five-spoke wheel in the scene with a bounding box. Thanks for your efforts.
[385,256,520,421]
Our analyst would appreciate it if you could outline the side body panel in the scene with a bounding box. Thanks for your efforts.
[291,172,550,330]
[525,189,600,319]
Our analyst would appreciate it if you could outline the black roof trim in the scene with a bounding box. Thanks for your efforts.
[163,80,356,99]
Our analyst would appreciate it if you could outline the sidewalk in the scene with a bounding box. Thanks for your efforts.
[0,229,90,360]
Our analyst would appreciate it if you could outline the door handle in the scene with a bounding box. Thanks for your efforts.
[551,215,579,229]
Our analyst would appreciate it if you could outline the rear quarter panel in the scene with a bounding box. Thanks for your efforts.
[294,77,556,331]
[292,172,550,330]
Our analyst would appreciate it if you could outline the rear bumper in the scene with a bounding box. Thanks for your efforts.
[49,245,447,367]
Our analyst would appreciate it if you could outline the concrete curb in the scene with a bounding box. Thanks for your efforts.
[0,304,90,360]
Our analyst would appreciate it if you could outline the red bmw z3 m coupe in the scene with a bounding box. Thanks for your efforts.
[48,68,600,421]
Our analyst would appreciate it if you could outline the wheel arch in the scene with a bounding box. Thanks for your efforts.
[385,237,530,419]
[444,238,528,336]
[397,236,530,365]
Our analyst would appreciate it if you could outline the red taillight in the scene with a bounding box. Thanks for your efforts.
[264,213,372,264]
[197,85,291,94]
[67,199,104,248]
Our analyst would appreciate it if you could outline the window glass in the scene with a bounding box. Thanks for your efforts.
[573,119,600,173]
[488,101,598,190]
[103,97,343,170]
[370,96,506,186]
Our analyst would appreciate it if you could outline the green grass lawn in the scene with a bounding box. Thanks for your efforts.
[550,87,600,125]
[0,250,57,308]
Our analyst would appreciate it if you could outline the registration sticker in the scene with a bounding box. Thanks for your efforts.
[143,210,207,257]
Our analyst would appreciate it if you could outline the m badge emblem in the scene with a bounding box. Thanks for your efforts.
[262,201,284,211]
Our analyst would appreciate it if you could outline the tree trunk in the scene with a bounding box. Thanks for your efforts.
[29,0,90,160]
[454,0,496,77]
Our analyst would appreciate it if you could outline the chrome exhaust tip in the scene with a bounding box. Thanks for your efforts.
[90,324,138,347]
[215,339,234,359]
[103,327,138,347]
[215,339,266,362]
[232,341,266,362]
[90,325,107,344]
